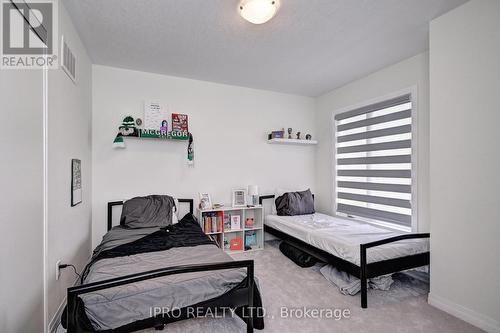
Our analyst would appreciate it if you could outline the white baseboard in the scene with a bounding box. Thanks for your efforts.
[48,275,81,333]
[48,295,67,333]
[428,293,500,333]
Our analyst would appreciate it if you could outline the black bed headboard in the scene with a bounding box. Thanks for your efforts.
[107,198,194,231]
[258,195,275,205]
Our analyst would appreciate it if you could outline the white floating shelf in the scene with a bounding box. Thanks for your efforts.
[267,138,318,145]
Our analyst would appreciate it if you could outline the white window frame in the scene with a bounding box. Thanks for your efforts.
[330,86,418,232]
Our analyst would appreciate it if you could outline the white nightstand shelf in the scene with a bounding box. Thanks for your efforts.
[198,205,264,253]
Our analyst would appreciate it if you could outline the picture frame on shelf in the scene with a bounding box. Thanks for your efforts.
[230,215,241,230]
[199,192,212,210]
[232,189,246,207]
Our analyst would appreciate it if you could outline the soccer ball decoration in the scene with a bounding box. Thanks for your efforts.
[118,116,138,137]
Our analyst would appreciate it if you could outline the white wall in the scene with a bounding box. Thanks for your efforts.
[46,2,93,327]
[428,1,500,332]
[0,71,44,332]
[314,53,430,232]
[92,66,316,247]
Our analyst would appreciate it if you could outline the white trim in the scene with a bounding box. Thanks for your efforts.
[428,293,500,333]
[43,51,49,333]
[48,296,67,333]
[330,104,337,216]
[330,86,419,231]
[48,275,80,333]
[409,85,419,232]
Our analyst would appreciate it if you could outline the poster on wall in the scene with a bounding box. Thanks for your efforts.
[171,113,189,132]
[144,100,169,130]
[71,159,82,207]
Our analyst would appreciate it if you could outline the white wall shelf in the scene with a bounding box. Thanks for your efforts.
[267,138,318,145]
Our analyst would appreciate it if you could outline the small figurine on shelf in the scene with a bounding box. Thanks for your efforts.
[296,132,301,139]
[306,134,312,140]
[288,128,292,139]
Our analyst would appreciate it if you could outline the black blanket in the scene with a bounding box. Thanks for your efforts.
[81,214,213,281]
[63,213,264,332]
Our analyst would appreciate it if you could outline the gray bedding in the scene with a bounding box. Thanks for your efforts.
[82,227,247,330]
[120,195,175,228]
[91,226,161,259]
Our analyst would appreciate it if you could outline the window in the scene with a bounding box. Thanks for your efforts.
[334,93,415,231]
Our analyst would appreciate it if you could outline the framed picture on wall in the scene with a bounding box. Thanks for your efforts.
[232,189,246,207]
[71,159,82,207]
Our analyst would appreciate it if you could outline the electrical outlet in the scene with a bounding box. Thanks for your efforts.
[56,260,62,280]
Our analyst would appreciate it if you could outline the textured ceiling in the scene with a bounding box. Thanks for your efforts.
[63,0,466,96]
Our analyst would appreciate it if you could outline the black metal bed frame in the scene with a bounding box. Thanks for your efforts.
[67,199,255,333]
[259,195,429,309]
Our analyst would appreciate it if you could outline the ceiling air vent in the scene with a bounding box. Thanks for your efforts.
[61,36,76,83]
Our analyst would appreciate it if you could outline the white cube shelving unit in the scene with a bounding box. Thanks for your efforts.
[198,206,264,254]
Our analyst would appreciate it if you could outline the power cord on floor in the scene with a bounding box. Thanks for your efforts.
[59,264,82,280]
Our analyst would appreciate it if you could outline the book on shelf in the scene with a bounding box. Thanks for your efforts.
[211,214,216,232]
[245,231,257,246]
[230,237,243,251]
[203,215,210,233]
[224,212,231,231]
[203,212,223,233]
[218,213,224,232]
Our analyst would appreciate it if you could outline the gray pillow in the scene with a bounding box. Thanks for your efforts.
[120,195,175,228]
[275,189,315,216]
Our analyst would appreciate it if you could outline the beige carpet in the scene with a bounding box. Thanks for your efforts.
[133,240,482,333]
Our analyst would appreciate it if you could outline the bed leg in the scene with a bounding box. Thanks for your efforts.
[247,319,254,333]
[247,261,254,333]
[360,244,368,309]
[67,289,77,333]
[360,276,367,308]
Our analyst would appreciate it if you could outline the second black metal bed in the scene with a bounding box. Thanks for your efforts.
[259,195,429,309]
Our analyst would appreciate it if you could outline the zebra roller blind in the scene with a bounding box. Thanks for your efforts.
[334,94,413,228]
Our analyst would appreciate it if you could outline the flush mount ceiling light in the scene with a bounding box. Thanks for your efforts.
[239,0,280,25]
